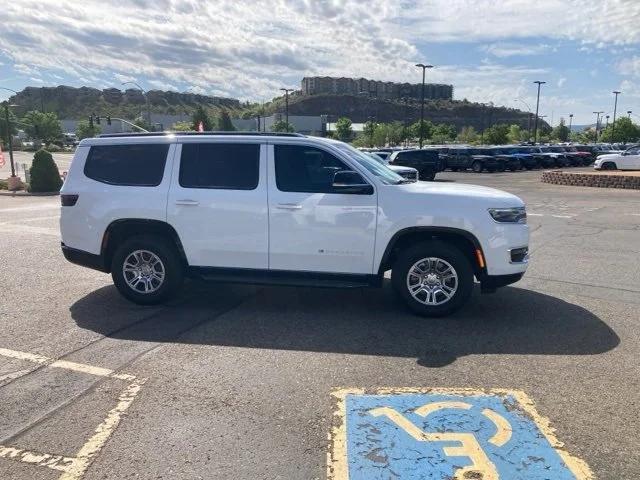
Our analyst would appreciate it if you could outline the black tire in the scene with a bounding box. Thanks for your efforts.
[497,163,506,172]
[603,162,617,170]
[421,169,436,181]
[450,167,459,172]
[471,161,483,173]
[111,234,184,305]
[391,241,474,317]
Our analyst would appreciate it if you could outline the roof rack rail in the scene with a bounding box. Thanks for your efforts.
[98,131,305,138]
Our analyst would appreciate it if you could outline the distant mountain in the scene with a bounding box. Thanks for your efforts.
[7,86,241,120]
[253,93,542,131]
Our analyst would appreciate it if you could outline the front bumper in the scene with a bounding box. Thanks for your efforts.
[479,272,524,293]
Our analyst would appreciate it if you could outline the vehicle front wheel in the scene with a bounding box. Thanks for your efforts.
[471,161,483,173]
[421,169,436,181]
[111,235,184,305]
[602,161,617,170]
[391,241,474,317]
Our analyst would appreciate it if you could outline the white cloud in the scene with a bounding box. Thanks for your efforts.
[617,56,640,77]
[148,79,179,91]
[482,43,551,58]
[557,77,566,88]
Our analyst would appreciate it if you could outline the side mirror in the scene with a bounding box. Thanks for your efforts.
[332,171,373,194]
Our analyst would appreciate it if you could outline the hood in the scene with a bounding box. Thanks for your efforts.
[388,165,416,173]
[397,181,524,207]
[596,153,621,160]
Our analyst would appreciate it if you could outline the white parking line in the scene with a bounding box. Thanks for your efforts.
[0,347,144,479]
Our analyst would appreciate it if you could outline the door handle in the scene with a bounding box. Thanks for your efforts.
[276,203,302,210]
[175,199,200,206]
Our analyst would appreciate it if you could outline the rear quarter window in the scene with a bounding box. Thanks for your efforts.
[84,144,169,186]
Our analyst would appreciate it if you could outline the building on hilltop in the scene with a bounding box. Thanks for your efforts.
[301,76,453,101]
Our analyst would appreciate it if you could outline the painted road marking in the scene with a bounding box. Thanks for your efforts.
[0,347,144,479]
[329,388,592,480]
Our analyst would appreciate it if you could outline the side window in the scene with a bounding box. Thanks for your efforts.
[84,144,169,186]
[274,144,352,193]
[179,143,260,190]
[627,147,639,155]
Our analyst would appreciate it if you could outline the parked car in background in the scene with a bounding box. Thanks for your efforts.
[388,149,444,181]
[563,146,592,166]
[507,146,538,170]
[488,147,522,171]
[366,153,419,182]
[446,147,504,173]
[594,145,640,170]
[523,146,557,168]
[371,151,391,161]
[547,146,581,166]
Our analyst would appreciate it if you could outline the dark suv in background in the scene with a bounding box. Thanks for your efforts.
[488,147,522,171]
[388,149,444,180]
[447,147,505,173]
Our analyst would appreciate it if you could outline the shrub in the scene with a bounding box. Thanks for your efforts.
[46,143,62,152]
[29,149,63,193]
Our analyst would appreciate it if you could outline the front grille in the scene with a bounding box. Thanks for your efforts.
[401,171,418,181]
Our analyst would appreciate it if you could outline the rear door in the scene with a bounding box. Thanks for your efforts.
[167,139,268,268]
[621,146,640,169]
[267,142,377,274]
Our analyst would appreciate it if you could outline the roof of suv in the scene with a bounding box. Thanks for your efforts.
[79,131,318,147]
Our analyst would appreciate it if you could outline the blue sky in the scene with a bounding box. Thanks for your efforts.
[0,0,639,125]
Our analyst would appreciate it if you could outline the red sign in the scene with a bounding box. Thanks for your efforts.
[0,144,5,167]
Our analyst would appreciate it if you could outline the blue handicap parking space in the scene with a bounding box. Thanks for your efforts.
[329,388,591,480]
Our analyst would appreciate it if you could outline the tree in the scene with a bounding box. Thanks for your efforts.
[457,126,478,144]
[600,117,640,143]
[76,119,101,140]
[552,118,570,142]
[363,120,376,147]
[483,124,510,144]
[372,123,388,147]
[133,116,154,132]
[386,121,405,146]
[170,121,193,132]
[192,105,214,131]
[217,110,236,131]
[29,149,63,192]
[431,123,456,143]
[22,111,62,144]
[272,120,295,132]
[507,124,523,144]
[335,117,353,142]
[411,120,433,142]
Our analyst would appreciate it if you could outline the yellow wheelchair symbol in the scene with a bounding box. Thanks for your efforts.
[370,401,512,480]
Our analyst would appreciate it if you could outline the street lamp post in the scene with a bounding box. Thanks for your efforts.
[611,90,621,143]
[568,113,573,135]
[280,88,294,130]
[514,98,533,141]
[415,63,433,148]
[593,111,604,142]
[605,115,610,131]
[532,81,546,144]
[121,81,151,129]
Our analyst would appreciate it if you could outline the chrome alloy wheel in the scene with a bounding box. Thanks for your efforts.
[406,257,458,306]
[122,250,165,294]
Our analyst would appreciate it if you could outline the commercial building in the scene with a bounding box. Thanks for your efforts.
[301,76,453,101]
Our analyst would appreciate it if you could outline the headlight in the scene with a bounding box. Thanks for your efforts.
[488,207,527,224]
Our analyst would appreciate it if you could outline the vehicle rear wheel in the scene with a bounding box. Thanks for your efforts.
[391,241,474,317]
[111,235,184,305]
[471,161,483,173]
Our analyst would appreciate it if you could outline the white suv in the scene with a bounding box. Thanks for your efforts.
[60,133,529,317]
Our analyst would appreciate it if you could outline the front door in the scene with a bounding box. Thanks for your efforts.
[620,146,640,169]
[167,140,269,268]
[267,143,377,274]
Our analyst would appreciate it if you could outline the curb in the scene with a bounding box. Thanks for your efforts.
[541,170,640,190]
[0,190,60,197]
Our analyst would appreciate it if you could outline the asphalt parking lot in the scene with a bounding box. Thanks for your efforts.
[0,168,638,479]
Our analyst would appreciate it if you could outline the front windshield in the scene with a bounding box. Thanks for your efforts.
[334,143,404,185]
[366,153,387,165]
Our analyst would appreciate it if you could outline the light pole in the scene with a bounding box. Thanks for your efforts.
[280,88,294,131]
[0,87,19,178]
[568,113,573,134]
[532,80,546,144]
[605,115,610,131]
[415,63,433,148]
[611,90,621,143]
[593,111,604,142]
[121,81,151,130]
